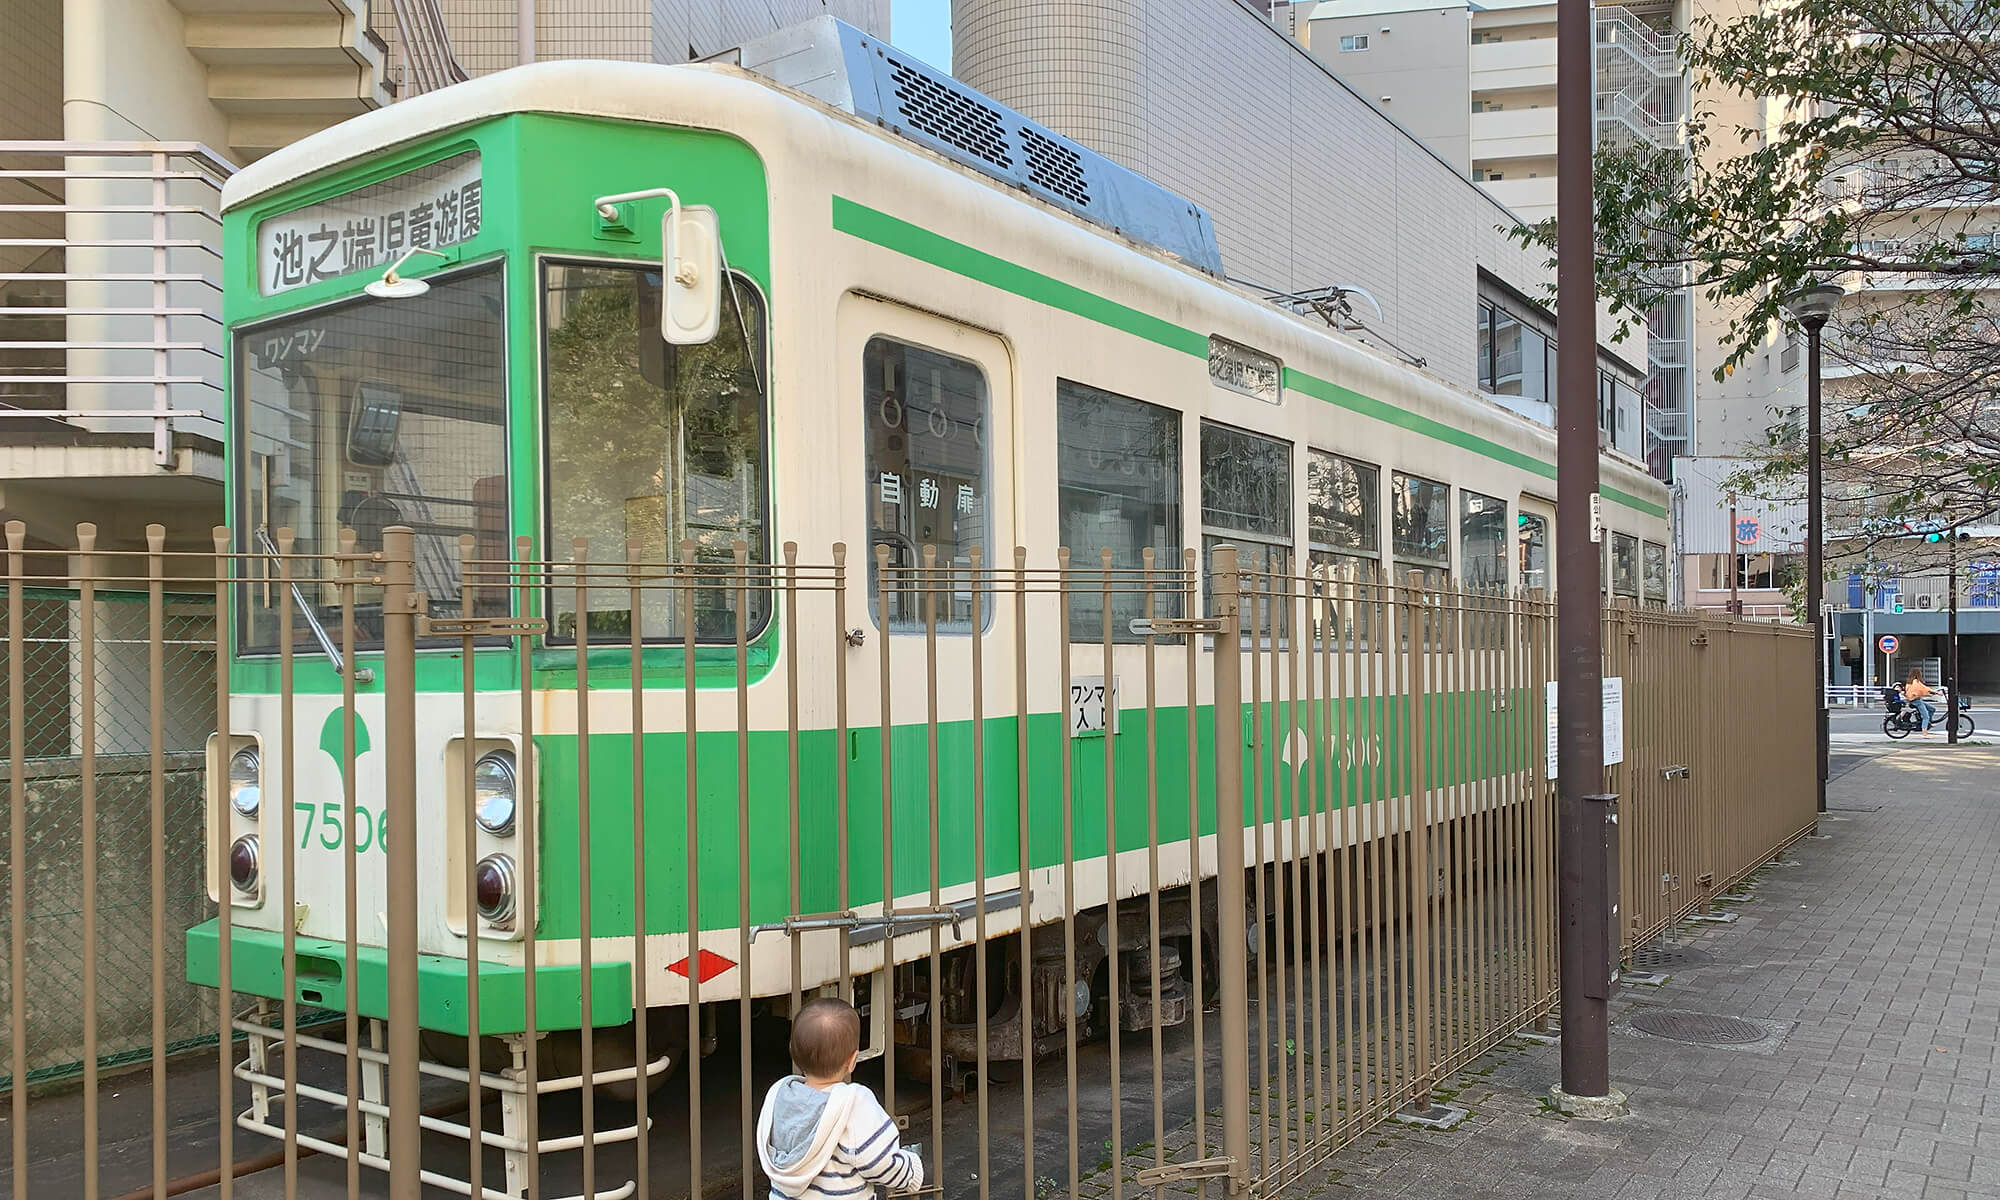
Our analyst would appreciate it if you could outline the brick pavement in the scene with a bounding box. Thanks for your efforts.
[1314,744,2000,1200]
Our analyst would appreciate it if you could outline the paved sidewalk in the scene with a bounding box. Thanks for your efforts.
[1318,744,2000,1200]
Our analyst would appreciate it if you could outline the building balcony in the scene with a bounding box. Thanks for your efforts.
[1471,106,1558,159]
[168,0,398,159]
[1477,175,1557,219]
[1471,37,1557,91]
[0,143,232,552]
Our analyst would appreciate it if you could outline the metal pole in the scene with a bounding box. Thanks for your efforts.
[1555,0,1614,1106]
[519,0,536,64]
[1948,532,1961,744]
[1209,545,1252,1193]
[1805,318,1828,808]
[381,526,422,1200]
[1727,496,1741,615]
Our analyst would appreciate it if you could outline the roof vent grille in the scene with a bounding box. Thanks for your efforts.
[885,56,1014,171]
[1022,128,1090,205]
[730,17,1222,275]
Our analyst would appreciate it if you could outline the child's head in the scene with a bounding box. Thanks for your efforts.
[791,997,862,1083]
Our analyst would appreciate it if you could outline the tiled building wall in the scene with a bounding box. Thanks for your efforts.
[953,0,1586,396]
[0,0,65,276]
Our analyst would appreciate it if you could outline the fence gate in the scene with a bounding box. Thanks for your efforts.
[0,527,1820,1200]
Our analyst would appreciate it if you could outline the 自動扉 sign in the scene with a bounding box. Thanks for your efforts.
[258,151,482,296]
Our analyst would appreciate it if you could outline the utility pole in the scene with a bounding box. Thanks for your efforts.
[1551,0,1622,1117]
[1948,531,1963,744]
[1727,494,1741,615]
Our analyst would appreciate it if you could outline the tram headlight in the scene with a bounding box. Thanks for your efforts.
[228,746,261,819]
[228,834,261,894]
[472,750,518,835]
[474,854,518,923]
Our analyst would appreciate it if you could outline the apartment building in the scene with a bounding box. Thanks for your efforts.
[1300,0,1690,477]
[952,0,1653,469]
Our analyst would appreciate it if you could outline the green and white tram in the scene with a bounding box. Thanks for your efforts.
[189,17,1668,1193]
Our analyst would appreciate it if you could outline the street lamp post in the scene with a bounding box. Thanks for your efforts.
[1784,283,1843,816]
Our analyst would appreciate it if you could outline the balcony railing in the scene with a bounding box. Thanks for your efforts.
[0,142,232,465]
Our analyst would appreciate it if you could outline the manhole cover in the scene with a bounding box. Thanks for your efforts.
[1630,945,1710,971]
[1629,1011,1766,1044]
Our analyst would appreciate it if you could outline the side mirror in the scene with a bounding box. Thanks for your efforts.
[662,205,721,345]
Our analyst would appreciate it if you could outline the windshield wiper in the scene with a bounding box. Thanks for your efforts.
[255,529,375,684]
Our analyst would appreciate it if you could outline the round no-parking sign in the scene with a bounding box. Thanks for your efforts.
[1879,634,1900,655]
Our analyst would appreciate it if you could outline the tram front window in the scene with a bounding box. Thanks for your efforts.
[542,261,768,643]
[236,265,509,654]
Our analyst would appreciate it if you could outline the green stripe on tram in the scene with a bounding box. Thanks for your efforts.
[829,196,1669,521]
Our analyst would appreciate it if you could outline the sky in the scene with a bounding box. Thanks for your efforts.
[889,0,954,72]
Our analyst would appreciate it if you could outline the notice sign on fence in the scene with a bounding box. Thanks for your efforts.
[1545,677,1625,778]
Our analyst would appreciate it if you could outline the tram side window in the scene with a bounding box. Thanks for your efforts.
[1201,421,1292,637]
[543,261,768,644]
[1057,381,1182,642]
[1612,532,1641,597]
[1518,511,1549,592]
[1391,472,1450,588]
[237,264,508,654]
[1307,450,1379,644]
[865,337,992,633]
[1643,540,1669,605]
[1460,490,1509,590]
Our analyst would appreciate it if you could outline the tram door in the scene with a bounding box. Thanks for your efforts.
[829,292,1021,1091]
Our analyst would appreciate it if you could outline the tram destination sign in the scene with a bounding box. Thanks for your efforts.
[258,151,482,296]
[1209,336,1282,404]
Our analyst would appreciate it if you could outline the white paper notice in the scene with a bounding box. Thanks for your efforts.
[1546,677,1625,778]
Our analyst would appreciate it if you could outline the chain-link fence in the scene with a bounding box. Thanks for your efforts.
[0,588,218,1088]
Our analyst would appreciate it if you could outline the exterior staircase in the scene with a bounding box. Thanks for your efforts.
[170,0,438,161]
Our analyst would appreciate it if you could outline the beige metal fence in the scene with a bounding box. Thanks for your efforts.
[0,525,1816,1200]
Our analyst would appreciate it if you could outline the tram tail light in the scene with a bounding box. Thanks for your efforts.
[475,854,518,925]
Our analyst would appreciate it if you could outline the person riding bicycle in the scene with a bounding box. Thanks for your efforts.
[1902,670,1937,736]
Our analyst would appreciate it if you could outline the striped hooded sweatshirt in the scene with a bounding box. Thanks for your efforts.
[757,1076,924,1200]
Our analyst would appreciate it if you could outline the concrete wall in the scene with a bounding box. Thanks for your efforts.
[953,0,1641,398]
[1306,5,1473,171]
[0,753,218,1085]
[0,0,65,278]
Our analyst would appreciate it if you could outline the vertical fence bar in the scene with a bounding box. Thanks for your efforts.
[681,540,702,1200]
[630,542,653,1200]
[924,544,945,1191]
[970,545,991,1200]
[1142,548,1165,1200]
[874,545,896,1128]
[1180,547,1205,1200]
[77,524,101,1200]
[1247,566,1270,1176]
[572,538,598,1197]
[784,544,802,1019]
[1057,547,1078,1200]
[274,529,299,1199]
[7,521,25,1200]
[147,525,169,1199]
[737,541,755,1200]
[517,536,543,1200]
[340,531,364,1199]
[1208,545,1251,1196]
[1403,572,1433,1108]
[835,545,853,994]
[1099,547,1122,1200]
[382,525,422,1200]
[1013,547,1035,1200]
[460,536,485,1200]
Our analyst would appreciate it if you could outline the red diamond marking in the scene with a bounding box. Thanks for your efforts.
[668,949,736,984]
